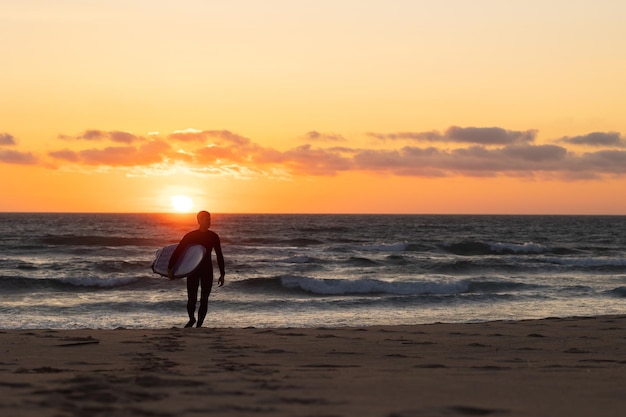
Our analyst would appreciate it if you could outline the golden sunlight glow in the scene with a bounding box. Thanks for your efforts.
[171,195,194,213]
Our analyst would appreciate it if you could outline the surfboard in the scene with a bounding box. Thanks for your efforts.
[151,244,206,279]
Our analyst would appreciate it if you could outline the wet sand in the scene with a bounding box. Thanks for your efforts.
[1,315,625,416]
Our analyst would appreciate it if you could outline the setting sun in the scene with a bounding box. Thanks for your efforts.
[170,195,194,213]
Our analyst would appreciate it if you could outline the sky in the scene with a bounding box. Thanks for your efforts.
[2,0,626,214]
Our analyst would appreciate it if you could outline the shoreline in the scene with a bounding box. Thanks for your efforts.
[1,315,625,416]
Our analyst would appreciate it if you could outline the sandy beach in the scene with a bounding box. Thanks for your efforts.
[1,315,625,417]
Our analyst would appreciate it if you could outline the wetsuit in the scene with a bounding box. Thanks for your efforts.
[168,229,225,327]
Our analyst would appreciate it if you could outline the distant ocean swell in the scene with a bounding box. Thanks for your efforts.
[0,275,155,291]
[38,236,161,247]
[239,236,626,255]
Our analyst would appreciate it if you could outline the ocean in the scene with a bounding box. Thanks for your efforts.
[1,213,625,329]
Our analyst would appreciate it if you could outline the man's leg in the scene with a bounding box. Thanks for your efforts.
[196,274,214,328]
[186,274,200,328]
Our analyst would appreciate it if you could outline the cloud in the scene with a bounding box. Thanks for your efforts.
[446,126,537,145]
[304,131,346,142]
[500,144,567,163]
[48,149,80,162]
[353,143,593,178]
[190,140,352,176]
[0,133,16,146]
[167,129,251,146]
[49,139,172,166]
[0,133,37,164]
[367,126,537,145]
[0,149,38,165]
[353,147,447,177]
[558,132,625,148]
[279,144,353,175]
[195,144,248,164]
[58,130,143,144]
[577,150,626,173]
[6,125,626,180]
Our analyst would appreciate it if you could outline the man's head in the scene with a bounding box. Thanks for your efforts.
[197,210,211,230]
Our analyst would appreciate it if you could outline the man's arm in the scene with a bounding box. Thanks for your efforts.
[214,235,225,287]
[167,233,190,280]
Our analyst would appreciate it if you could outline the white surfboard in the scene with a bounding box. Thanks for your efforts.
[151,244,206,279]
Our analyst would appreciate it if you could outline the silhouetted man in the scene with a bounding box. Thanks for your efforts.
[168,210,225,328]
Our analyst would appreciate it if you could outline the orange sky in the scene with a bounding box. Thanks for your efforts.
[2,1,626,214]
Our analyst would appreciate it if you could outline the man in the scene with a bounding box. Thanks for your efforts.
[168,210,225,328]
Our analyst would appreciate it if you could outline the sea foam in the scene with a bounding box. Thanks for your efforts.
[280,275,468,296]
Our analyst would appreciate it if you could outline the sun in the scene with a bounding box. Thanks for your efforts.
[170,195,194,213]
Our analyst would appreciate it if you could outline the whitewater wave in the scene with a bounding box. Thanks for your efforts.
[442,240,549,255]
[361,242,408,252]
[277,255,317,264]
[489,241,549,254]
[231,276,544,297]
[280,276,468,296]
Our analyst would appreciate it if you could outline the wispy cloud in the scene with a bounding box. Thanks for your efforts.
[367,126,537,145]
[49,139,172,166]
[0,149,38,165]
[167,130,252,146]
[558,132,626,148]
[354,144,570,178]
[4,127,626,179]
[58,130,144,144]
[304,131,347,142]
[0,133,37,164]
[0,133,16,146]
